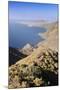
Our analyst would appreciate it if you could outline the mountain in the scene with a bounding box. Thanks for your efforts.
[18,43,34,55]
[9,22,58,88]
[9,47,27,66]
[37,22,58,51]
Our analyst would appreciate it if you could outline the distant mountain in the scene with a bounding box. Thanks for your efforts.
[16,20,49,27]
[9,47,27,66]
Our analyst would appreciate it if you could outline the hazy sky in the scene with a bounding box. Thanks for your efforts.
[8,1,58,22]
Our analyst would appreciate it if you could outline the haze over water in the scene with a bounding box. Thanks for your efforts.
[9,2,58,48]
[9,22,46,48]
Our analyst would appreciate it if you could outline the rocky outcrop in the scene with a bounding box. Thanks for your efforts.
[18,44,34,55]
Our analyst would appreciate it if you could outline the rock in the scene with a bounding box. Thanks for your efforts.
[33,77,44,86]
[20,43,34,55]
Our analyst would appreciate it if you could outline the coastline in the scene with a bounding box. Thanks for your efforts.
[37,21,58,52]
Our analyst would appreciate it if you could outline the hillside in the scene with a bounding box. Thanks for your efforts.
[9,22,58,88]
[37,22,58,51]
[9,49,58,88]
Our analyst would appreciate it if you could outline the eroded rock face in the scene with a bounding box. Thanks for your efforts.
[9,49,58,89]
[19,43,34,55]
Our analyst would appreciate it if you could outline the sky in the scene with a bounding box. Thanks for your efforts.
[8,1,58,22]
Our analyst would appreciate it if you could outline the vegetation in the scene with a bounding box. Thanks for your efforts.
[9,49,58,89]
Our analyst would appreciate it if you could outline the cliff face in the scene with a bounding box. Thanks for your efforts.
[18,43,34,55]
[9,22,58,88]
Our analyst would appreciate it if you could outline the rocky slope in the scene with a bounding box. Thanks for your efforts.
[9,49,58,88]
[37,22,58,51]
[18,43,34,55]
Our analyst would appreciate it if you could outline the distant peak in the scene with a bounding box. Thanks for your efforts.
[23,43,33,49]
